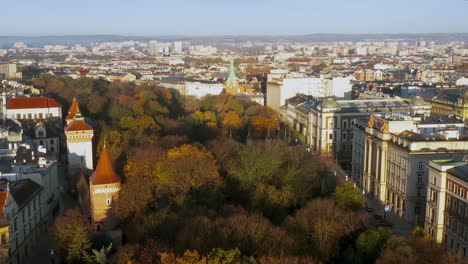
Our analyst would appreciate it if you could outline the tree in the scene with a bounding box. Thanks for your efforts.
[157,145,221,204]
[289,198,364,261]
[89,243,112,264]
[334,182,365,210]
[51,208,92,264]
[207,248,256,264]
[355,227,392,263]
[250,117,277,139]
[227,142,283,191]
[222,111,242,131]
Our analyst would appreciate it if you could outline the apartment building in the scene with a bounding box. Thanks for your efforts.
[425,160,468,258]
[352,115,468,225]
[284,95,431,167]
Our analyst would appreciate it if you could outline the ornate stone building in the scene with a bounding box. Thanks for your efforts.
[284,95,431,167]
[352,114,468,225]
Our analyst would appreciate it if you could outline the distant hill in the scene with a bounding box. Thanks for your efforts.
[0,33,467,48]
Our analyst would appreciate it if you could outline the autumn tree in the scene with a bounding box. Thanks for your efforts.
[222,111,243,132]
[51,208,92,264]
[289,198,364,261]
[157,144,222,204]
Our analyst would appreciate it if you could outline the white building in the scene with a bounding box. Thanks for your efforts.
[267,75,353,111]
[174,41,183,53]
[425,160,468,258]
[184,82,224,98]
[64,113,94,170]
[0,64,21,80]
[352,115,468,226]
[456,77,468,86]
[6,97,62,120]
[0,145,60,264]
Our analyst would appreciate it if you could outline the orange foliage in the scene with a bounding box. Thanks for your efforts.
[221,111,242,130]
[251,117,277,139]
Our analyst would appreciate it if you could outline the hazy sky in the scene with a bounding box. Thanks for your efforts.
[2,0,467,36]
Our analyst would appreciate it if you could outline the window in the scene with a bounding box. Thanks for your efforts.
[38,131,44,137]
[328,118,335,129]
[329,133,333,140]
[417,173,423,183]
[107,199,111,205]
[16,114,21,119]
[350,132,353,139]
[418,162,423,169]
[342,132,347,140]
[342,120,348,129]
[38,113,43,119]
[417,187,422,197]
[415,204,421,215]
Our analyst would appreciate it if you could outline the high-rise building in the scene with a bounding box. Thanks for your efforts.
[0,64,21,79]
[174,41,183,53]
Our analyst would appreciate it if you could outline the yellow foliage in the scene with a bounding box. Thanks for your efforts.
[167,144,214,161]
[160,250,207,264]
[222,111,242,129]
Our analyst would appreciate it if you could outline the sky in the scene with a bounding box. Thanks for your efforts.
[2,0,468,36]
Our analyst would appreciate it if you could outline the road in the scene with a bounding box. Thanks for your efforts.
[325,159,413,237]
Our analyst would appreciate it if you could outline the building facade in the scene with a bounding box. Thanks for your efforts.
[284,95,431,166]
[64,113,94,170]
[425,160,468,258]
[6,97,62,120]
[352,115,468,225]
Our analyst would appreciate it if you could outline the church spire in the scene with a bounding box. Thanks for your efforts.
[226,59,237,86]
[90,145,120,185]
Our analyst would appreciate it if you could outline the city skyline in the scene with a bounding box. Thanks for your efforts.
[2,0,468,36]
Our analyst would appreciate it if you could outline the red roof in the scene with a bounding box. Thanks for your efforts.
[66,98,80,120]
[90,146,120,185]
[7,97,61,109]
[64,119,93,132]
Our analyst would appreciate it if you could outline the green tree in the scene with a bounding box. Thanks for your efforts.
[51,209,92,264]
[335,182,365,210]
[88,243,112,264]
[355,228,392,263]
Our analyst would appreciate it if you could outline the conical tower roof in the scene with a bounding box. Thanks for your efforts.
[66,98,80,121]
[64,112,93,132]
[90,144,120,185]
